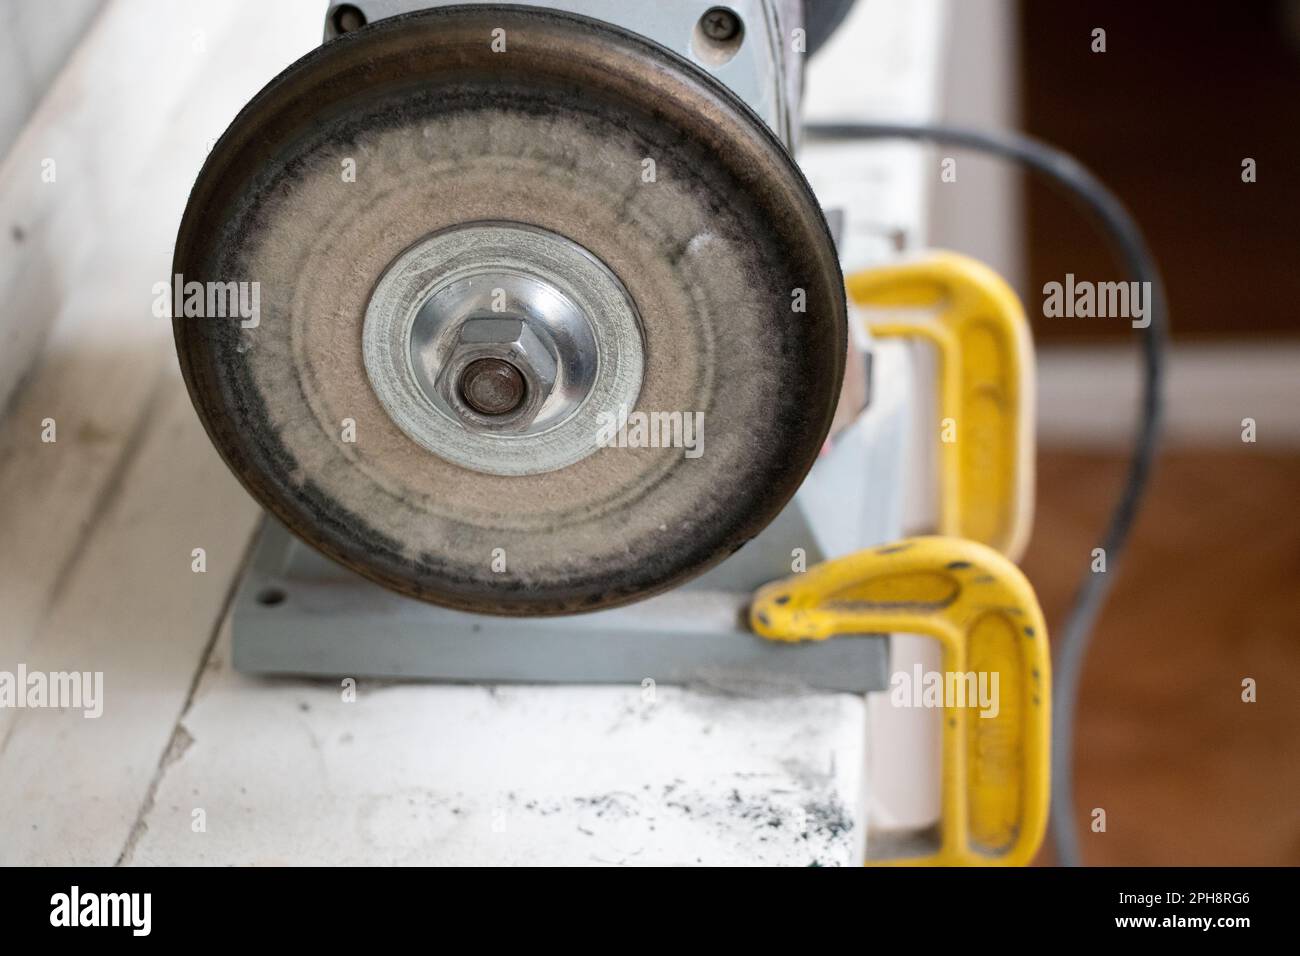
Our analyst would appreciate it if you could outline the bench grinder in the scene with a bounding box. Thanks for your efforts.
[173,1,1054,866]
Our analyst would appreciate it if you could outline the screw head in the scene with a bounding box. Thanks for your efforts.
[459,357,527,416]
[701,7,741,42]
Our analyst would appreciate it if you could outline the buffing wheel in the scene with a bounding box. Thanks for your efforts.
[173,6,845,615]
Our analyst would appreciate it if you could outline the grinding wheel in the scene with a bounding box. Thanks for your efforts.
[173,6,846,616]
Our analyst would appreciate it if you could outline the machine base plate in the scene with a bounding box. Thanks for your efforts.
[232,521,889,694]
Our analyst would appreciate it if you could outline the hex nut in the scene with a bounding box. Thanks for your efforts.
[434,317,559,430]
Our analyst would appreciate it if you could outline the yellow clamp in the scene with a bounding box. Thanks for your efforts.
[847,253,1035,560]
[751,535,1050,866]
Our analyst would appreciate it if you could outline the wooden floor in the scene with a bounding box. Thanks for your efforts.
[1024,450,1300,866]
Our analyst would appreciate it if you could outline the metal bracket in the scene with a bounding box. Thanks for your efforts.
[232,519,888,692]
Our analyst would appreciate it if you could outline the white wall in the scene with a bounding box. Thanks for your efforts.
[0,0,106,160]
[929,0,1024,292]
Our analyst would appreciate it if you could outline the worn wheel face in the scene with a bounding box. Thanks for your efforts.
[173,6,845,615]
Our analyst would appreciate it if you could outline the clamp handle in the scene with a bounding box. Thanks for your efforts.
[847,253,1035,559]
[750,535,1050,866]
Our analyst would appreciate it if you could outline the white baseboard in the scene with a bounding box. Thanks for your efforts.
[1036,343,1300,448]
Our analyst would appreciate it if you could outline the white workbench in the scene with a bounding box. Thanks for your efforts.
[0,0,947,866]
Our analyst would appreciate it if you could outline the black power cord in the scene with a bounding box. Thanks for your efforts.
[803,121,1168,866]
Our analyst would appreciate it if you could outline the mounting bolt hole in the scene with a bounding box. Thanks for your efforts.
[257,587,288,607]
[331,4,367,35]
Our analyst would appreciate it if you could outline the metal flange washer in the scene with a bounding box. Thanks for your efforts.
[362,221,645,476]
[173,6,846,615]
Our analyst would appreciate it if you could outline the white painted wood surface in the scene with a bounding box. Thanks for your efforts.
[0,0,950,866]
[125,622,866,866]
[0,367,262,866]
[0,0,322,416]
